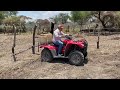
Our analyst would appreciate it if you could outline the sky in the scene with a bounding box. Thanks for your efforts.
[18,11,71,21]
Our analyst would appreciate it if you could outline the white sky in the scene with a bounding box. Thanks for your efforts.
[18,11,71,21]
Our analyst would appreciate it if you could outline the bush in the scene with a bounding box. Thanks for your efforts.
[0,25,4,32]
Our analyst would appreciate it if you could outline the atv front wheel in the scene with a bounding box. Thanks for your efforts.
[68,51,84,66]
[41,48,53,62]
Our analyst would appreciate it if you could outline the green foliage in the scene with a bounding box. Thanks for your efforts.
[90,11,116,28]
[0,12,5,24]
[114,11,120,28]
[3,11,18,17]
[0,11,18,25]
[0,25,4,32]
[59,13,69,24]
[70,11,91,25]
[51,13,70,24]
[26,21,35,29]
[2,16,20,25]
[0,12,5,19]
[53,15,59,24]
[71,11,81,22]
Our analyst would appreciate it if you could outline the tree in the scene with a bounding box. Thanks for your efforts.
[90,11,115,29]
[42,19,50,33]
[26,21,35,28]
[2,16,20,34]
[51,15,59,24]
[70,11,91,31]
[58,13,69,24]
[36,19,50,34]
[50,13,70,24]
[0,11,18,25]
[36,19,42,34]
[114,11,120,29]
[2,13,32,34]
[25,21,35,33]
[3,11,18,17]
[0,12,5,24]
[19,15,32,32]
[3,16,20,25]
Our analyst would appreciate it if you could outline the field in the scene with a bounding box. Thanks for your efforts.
[0,33,120,79]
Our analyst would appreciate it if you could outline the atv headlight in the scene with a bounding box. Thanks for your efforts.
[81,43,84,47]
[74,40,79,42]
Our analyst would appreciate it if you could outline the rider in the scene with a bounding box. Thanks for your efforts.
[52,24,68,56]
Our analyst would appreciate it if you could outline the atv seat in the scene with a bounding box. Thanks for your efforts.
[52,42,66,47]
[47,40,66,47]
[48,42,59,47]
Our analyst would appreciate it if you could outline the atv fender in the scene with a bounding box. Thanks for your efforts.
[40,45,57,57]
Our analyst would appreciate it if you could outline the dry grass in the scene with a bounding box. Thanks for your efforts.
[0,33,120,79]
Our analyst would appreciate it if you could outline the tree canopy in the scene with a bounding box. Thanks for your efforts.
[50,13,70,24]
[70,11,91,25]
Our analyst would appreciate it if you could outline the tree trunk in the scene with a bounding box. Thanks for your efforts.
[102,23,107,35]
[4,26,6,34]
[97,11,107,35]
[37,24,41,35]
[23,25,26,32]
[73,22,75,32]
[67,25,70,33]
[21,24,26,33]
[80,23,83,34]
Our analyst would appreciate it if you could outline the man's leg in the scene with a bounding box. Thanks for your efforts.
[54,40,63,55]
[57,41,63,55]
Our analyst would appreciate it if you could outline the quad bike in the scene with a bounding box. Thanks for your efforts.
[40,35,88,66]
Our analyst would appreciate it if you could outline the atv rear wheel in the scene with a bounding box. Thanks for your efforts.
[68,51,84,66]
[41,48,53,62]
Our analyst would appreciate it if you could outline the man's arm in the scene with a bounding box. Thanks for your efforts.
[61,31,70,36]
[54,30,69,38]
[61,31,69,38]
[54,31,63,38]
[61,31,70,37]
[61,31,65,35]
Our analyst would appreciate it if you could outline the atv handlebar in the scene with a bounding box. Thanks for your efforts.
[65,34,72,40]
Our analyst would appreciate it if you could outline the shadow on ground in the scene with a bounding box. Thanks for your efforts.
[48,58,89,66]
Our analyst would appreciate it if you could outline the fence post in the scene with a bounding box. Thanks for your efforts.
[97,29,100,49]
[12,24,17,61]
[32,25,37,54]
[38,42,39,52]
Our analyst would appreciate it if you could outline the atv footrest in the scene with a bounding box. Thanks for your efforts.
[54,56,68,58]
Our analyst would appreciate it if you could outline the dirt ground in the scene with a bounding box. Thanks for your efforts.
[0,33,120,79]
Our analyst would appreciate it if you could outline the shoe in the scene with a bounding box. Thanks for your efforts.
[58,54,61,57]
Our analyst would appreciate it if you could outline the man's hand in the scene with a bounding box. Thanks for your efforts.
[61,34,72,38]
[65,34,72,37]
[65,34,70,36]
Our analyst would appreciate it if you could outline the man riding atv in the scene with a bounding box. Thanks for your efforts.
[40,24,88,66]
[52,24,69,56]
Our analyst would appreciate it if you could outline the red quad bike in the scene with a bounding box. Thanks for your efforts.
[40,35,88,66]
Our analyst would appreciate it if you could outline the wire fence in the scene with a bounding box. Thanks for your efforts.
[1,27,120,61]
[0,37,12,48]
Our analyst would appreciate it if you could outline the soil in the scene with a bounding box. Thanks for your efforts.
[0,33,120,79]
